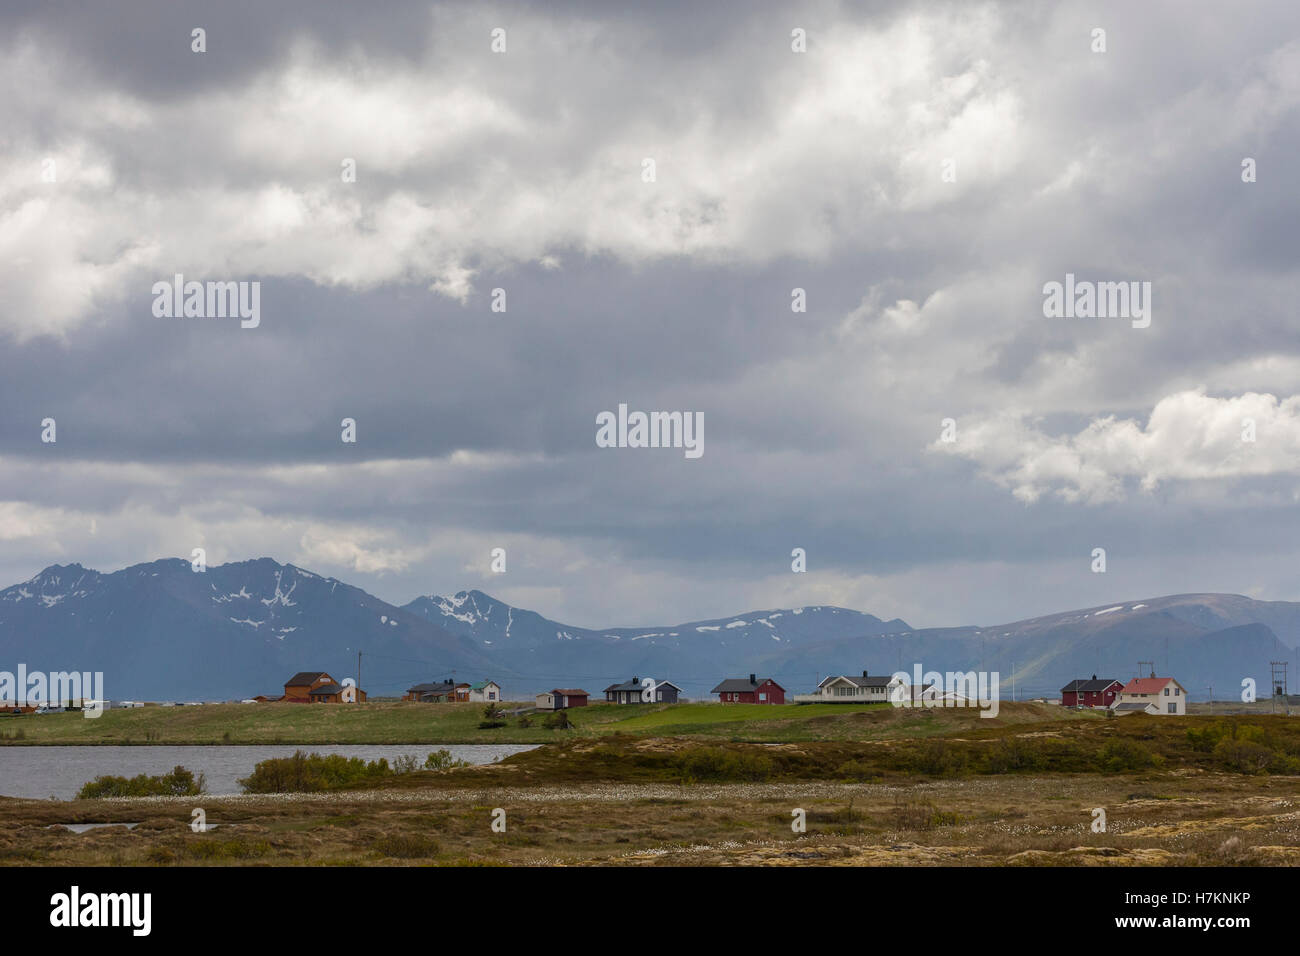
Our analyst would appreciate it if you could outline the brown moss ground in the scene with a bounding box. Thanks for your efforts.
[1,771,1297,866]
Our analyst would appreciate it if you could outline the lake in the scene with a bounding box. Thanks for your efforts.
[0,743,539,800]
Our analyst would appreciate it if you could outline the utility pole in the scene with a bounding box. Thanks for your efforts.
[357,651,362,701]
[1270,661,1288,716]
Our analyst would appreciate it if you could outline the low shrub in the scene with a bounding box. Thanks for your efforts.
[423,749,470,771]
[77,765,206,799]
[239,752,393,793]
[392,754,421,774]
[1213,738,1278,774]
[1098,739,1163,772]
[543,710,572,730]
[372,833,440,859]
[673,746,773,782]
[836,759,882,782]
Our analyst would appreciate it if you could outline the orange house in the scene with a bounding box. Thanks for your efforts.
[283,671,333,701]
[283,671,366,703]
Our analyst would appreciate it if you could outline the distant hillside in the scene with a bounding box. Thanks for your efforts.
[0,559,494,700]
[404,589,910,696]
[0,558,1295,700]
[404,589,1298,700]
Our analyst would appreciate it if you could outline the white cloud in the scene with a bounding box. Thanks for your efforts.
[938,389,1300,503]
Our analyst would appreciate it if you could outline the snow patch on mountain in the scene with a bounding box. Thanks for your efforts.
[261,570,298,607]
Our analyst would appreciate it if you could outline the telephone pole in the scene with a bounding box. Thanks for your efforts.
[1270,661,1288,715]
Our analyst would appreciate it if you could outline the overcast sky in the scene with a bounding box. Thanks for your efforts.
[1,0,1298,629]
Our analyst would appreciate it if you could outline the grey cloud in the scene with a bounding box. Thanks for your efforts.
[1,0,1298,627]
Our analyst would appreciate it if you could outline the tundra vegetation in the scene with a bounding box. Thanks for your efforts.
[9,707,1299,867]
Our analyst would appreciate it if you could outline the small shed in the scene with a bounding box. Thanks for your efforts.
[536,689,589,710]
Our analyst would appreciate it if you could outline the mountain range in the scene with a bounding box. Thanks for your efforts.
[1,557,1296,701]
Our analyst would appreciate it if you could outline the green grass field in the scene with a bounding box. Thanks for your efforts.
[0,698,1094,746]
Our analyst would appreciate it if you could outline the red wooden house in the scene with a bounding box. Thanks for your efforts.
[1061,675,1122,708]
[710,675,786,704]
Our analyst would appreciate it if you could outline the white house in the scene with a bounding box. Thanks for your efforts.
[468,680,501,703]
[792,671,903,704]
[1113,675,1187,715]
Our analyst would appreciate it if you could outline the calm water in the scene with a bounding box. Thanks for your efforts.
[0,744,539,800]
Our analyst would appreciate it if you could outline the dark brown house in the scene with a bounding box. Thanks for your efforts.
[404,680,457,702]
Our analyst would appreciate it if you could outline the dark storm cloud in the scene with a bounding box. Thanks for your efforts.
[0,0,1298,626]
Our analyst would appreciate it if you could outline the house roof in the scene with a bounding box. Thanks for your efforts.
[1113,701,1156,711]
[285,671,330,686]
[711,677,784,693]
[308,683,344,695]
[1061,677,1122,693]
[552,688,588,696]
[605,678,679,692]
[408,681,455,694]
[819,674,894,688]
[469,680,499,690]
[1121,677,1180,695]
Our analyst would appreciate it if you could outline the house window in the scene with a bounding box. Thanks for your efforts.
[759,693,767,702]
[1167,702,1176,713]
[1174,687,1180,696]
[1164,688,1169,696]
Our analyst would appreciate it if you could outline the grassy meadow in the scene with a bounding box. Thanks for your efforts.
[0,698,1100,746]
